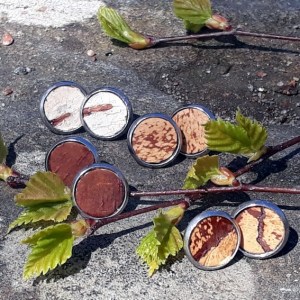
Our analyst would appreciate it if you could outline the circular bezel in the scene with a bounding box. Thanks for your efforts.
[184,211,241,271]
[40,81,87,134]
[45,136,99,171]
[232,200,290,259]
[81,87,133,140]
[127,113,182,168]
[72,163,129,220]
[172,104,216,158]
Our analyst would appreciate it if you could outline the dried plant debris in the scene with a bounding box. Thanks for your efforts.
[275,79,299,96]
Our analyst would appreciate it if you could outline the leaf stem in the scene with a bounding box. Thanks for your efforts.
[89,198,189,234]
[90,135,300,234]
[234,135,300,177]
[130,184,300,198]
[151,29,300,46]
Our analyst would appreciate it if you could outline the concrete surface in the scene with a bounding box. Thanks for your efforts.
[0,0,299,299]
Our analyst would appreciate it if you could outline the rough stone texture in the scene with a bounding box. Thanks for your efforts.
[0,0,299,299]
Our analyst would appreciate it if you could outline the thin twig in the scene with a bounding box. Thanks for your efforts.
[152,29,300,46]
[90,135,300,234]
[234,135,300,177]
[89,198,189,234]
[130,184,300,198]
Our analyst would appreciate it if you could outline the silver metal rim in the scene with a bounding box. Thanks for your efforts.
[127,113,182,168]
[72,163,129,220]
[184,210,241,271]
[81,87,133,140]
[45,136,99,171]
[39,81,87,135]
[172,104,216,158]
[232,199,290,259]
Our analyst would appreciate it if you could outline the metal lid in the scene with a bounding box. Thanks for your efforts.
[40,81,87,134]
[45,136,99,187]
[72,163,129,220]
[184,211,241,270]
[172,104,216,158]
[127,113,182,168]
[81,87,133,140]
[232,200,290,259]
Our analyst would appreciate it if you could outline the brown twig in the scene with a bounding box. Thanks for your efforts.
[90,135,300,233]
[152,29,300,46]
[234,135,300,177]
[129,184,300,198]
[89,198,189,234]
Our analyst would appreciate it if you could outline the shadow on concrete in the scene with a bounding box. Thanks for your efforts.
[155,35,300,55]
[33,221,152,284]
[226,146,300,185]
[6,134,24,167]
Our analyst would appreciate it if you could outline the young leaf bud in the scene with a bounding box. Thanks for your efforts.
[205,14,231,31]
[98,7,152,49]
[210,167,236,186]
[0,164,14,181]
[71,219,90,238]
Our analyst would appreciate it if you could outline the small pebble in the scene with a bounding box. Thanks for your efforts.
[87,49,95,57]
[247,84,254,92]
[256,71,267,78]
[2,87,13,96]
[14,66,32,75]
[2,32,14,46]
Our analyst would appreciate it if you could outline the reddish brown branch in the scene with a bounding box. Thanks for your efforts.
[234,135,300,177]
[89,198,189,234]
[130,184,300,199]
[152,29,300,46]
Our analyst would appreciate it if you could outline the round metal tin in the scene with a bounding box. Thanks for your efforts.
[81,87,133,140]
[45,136,99,187]
[184,211,241,271]
[127,113,182,168]
[172,104,215,158]
[40,81,87,134]
[232,200,289,259]
[72,163,129,220]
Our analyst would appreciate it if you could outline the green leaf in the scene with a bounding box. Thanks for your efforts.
[0,132,8,164]
[136,209,184,276]
[205,119,251,153]
[8,201,73,233]
[22,224,74,279]
[97,7,151,49]
[173,0,212,25]
[205,112,268,161]
[15,172,71,207]
[235,109,268,152]
[184,20,204,33]
[183,155,220,189]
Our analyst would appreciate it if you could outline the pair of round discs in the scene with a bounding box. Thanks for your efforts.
[45,136,128,219]
[127,105,215,168]
[184,200,289,271]
[40,81,132,140]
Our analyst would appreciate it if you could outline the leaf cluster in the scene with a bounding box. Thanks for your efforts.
[205,110,268,161]
[8,172,84,279]
[136,206,184,276]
